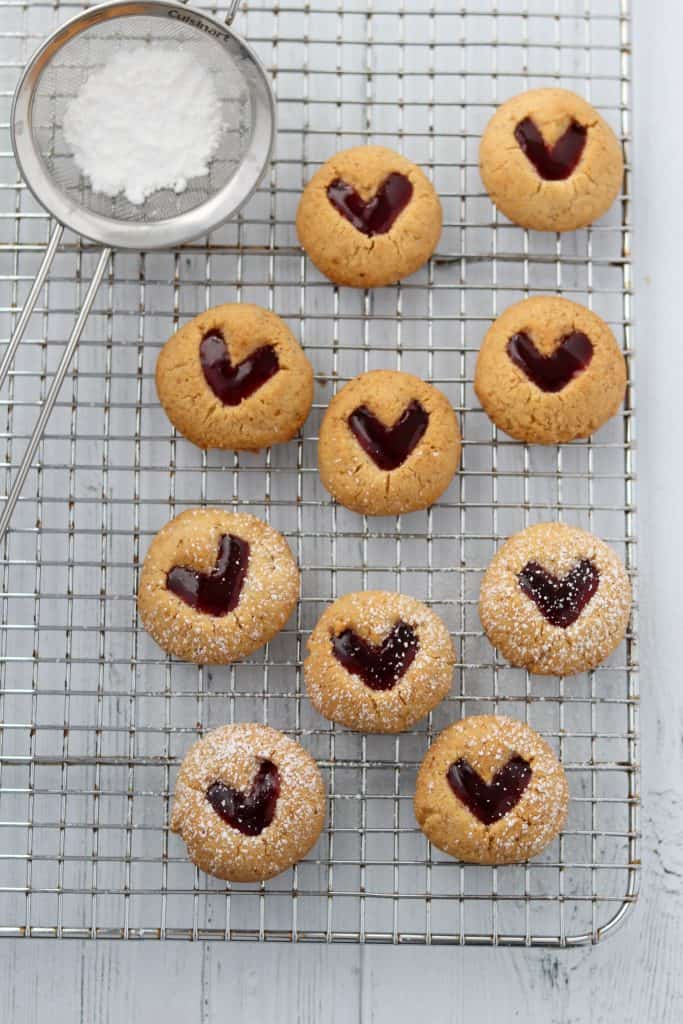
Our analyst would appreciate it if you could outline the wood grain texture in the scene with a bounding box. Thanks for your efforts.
[1,0,681,1021]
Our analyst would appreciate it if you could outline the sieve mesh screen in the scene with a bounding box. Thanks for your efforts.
[31,13,253,223]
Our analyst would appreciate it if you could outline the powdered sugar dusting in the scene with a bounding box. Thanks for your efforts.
[63,44,224,205]
[171,724,325,882]
[479,522,632,676]
[305,590,455,733]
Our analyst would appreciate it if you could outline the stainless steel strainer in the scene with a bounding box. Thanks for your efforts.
[0,0,275,535]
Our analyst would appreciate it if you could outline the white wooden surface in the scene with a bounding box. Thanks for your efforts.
[1,0,681,1019]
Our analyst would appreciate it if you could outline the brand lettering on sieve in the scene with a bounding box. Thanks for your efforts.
[168,9,229,40]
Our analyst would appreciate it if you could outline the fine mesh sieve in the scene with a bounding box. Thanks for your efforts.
[1,0,275,535]
[32,16,253,225]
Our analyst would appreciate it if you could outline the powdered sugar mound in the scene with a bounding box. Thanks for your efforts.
[63,44,224,205]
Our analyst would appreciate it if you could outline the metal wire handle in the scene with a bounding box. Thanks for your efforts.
[0,246,112,537]
[180,0,242,24]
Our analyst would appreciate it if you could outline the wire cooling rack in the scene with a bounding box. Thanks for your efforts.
[0,0,637,946]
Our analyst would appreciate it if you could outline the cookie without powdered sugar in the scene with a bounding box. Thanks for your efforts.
[414,715,569,865]
[318,370,461,516]
[474,296,627,444]
[305,590,456,733]
[479,88,623,231]
[479,522,632,676]
[156,303,314,451]
[171,723,326,882]
[137,508,299,664]
[296,145,442,288]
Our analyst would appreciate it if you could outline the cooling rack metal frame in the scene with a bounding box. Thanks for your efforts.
[0,0,638,946]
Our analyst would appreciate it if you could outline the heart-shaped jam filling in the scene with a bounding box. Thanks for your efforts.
[518,559,599,629]
[514,116,587,181]
[167,534,249,617]
[332,621,418,690]
[507,330,593,393]
[327,172,413,236]
[447,755,532,825]
[348,400,429,471]
[200,330,279,407]
[206,760,280,836]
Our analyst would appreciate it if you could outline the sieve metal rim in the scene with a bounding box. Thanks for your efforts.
[10,0,276,250]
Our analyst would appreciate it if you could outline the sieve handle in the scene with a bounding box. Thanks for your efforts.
[0,247,112,539]
[178,1,241,26]
[225,0,241,23]
[0,222,65,393]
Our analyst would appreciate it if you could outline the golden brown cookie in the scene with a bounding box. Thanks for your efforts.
[479,522,632,677]
[296,145,442,288]
[304,591,456,733]
[474,296,627,444]
[318,370,461,516]
[137,508,299,664]
[170,723,326,882]
[479,88,623,231]
[155,303,314,451]
[414,715,569,865]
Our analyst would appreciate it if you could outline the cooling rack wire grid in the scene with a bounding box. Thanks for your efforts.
[0,0,637,945]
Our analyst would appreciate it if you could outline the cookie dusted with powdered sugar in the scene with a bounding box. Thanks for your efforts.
[318,370,461,516]
[137,508,299,664]
[305,591,456,733]
[414,715,569,865]
[171,724,326,882]
[479,522,632,677]
[297,145,442,288]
